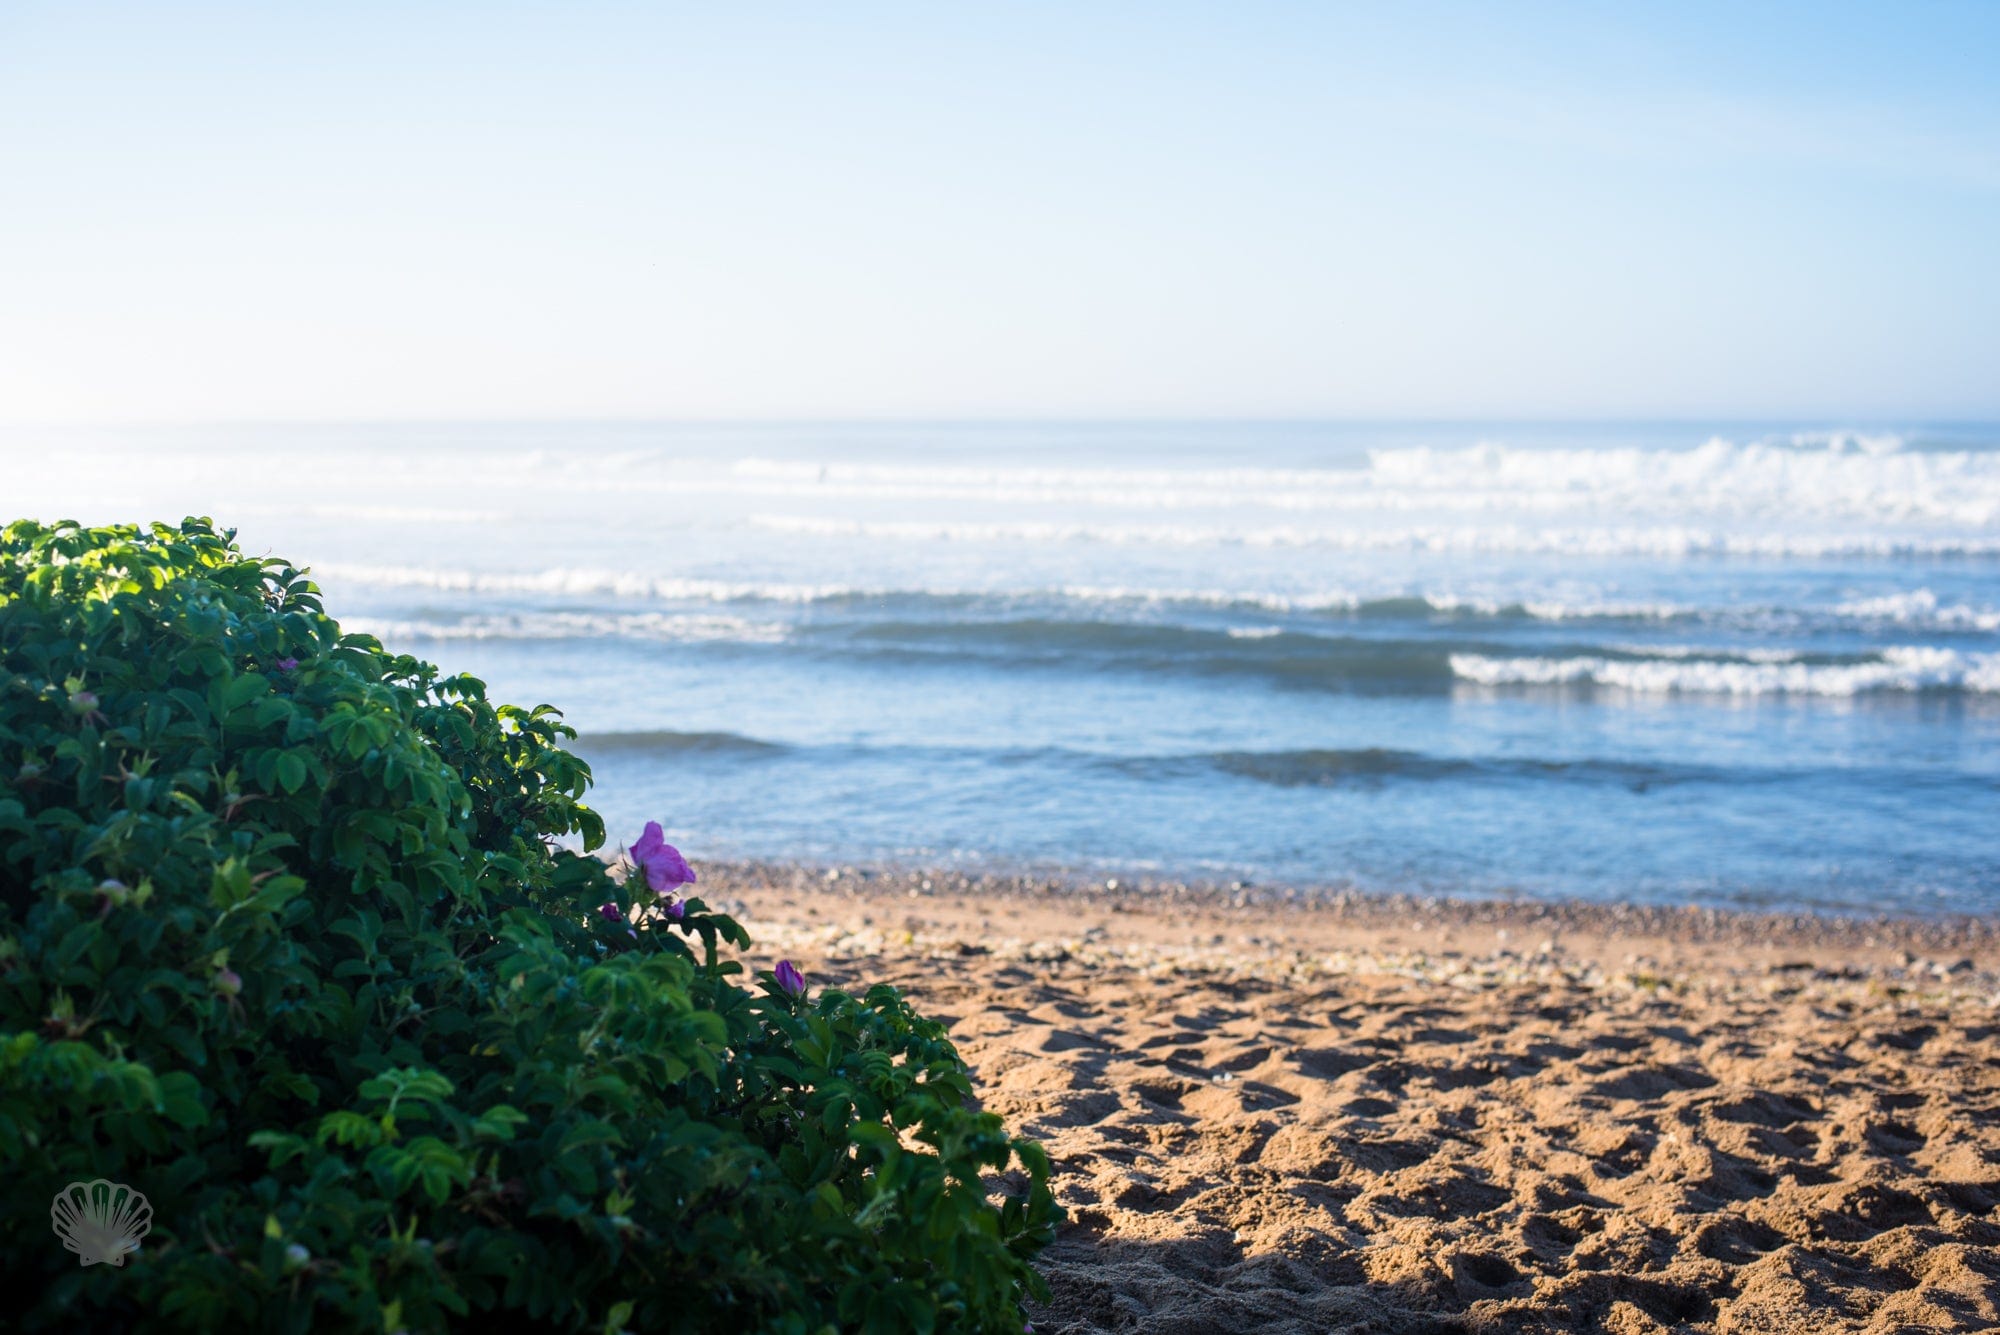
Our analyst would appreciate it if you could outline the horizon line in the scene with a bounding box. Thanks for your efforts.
[6,413,2000,431]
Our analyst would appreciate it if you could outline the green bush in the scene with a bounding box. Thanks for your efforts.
[0,518,1058,1333]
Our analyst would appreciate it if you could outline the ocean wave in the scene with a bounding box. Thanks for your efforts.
[312,561,1704,618]
[196,434,1974,534]
[827,619,1455,685]
[346,606,2000,697]
[328,566,2000,652]
[1192,747,1705,790]
[1597,644,1802,663]
[315,563,853,603]
[1450,647,2000,696]
[345,611,788,644]
[1779,430,1906,456]
[748,515,2000,558]
[559,732,1716,789]
[232,502,511,525]
[705,437,2000,526]
[22,430,2000,533]
[569,729,789,756]
[562,734,1978,798]
[1833,589,2000,632]
[1363,437,1997,525]
[834,623,2000,698]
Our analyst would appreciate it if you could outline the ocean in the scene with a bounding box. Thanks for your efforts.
[8,420,1998,917]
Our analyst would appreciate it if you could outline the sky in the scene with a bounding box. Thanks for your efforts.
[0,1,1996,423]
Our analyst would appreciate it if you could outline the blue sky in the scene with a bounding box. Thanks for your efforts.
[0,2,1995,421]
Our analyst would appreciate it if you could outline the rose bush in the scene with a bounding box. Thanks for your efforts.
[0,518,1057,1332]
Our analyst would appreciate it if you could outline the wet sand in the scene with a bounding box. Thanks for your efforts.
[709,863,2000,1334]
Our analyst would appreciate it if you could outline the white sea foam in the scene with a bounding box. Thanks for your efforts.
[232,503,511,525]
[1517,598,1685,621]
[1832,589,2000,632]
[716,435,2000,527]
[262,435,1984,530]
[748,514,2000,558]
[1360,437,1997,526]
[1598,645,1803,663]
[318,561,1405,609]
[310,562,2000,637]
[1450,647,2000,696]
[314,563,854,604]
[1781,430,1906,456]
[345,612,789,645]
[19,432,1998,550]
[309,564,1670,620]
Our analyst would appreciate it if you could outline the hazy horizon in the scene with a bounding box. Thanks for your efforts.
[7,414,2000,431]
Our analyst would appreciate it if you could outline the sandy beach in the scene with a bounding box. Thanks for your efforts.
[709,863,2000,1334]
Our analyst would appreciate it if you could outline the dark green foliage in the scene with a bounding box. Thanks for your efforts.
[0,518,1058,1332]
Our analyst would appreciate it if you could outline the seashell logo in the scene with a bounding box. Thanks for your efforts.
[50,1179,152,1267]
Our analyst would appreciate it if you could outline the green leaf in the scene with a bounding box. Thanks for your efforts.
[248,1131,309,1168]
[224,672,269,711]
[557,1119,625,1156]
[156,1071,208,1129]
[471,1105,529,1141]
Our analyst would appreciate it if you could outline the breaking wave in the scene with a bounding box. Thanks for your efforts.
[1451,647,2000,696]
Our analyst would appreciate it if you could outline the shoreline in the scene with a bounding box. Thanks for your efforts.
[701,858,2000,972]
[708,861,2000,1334]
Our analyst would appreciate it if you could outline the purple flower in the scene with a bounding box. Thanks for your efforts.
[599,900,638,940]
[774,959,806,999]
[275,657,300,672]
[663,897,686,922]
[632,821,696,893]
